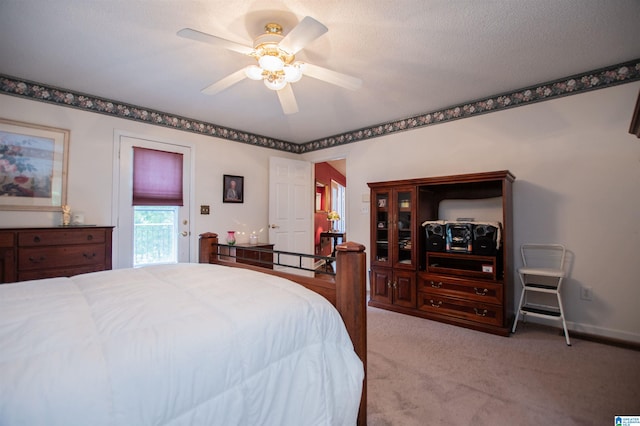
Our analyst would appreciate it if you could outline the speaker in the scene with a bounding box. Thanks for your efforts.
[424,221,446,252]
[473,224,499,255]
[446,223,473,253]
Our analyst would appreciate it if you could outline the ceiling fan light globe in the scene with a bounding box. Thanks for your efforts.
[284,64,303,83]
[258,55,284,72]
[245,65,264,81]
[264,78,287,91]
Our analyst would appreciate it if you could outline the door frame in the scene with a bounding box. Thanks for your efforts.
[111,130,196,269]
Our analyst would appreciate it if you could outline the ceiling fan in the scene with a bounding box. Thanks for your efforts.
[177,16,362,115]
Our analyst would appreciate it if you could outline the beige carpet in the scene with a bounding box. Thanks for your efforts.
[366,306,640,426]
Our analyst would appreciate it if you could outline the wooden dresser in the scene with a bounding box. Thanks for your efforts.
[0,226,114,283]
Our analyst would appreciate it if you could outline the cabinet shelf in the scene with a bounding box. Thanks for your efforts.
[426,252,499,281]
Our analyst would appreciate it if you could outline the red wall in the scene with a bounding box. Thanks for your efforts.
[314,162,346,255]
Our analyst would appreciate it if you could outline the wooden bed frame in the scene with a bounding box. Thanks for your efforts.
[199,233,367,425]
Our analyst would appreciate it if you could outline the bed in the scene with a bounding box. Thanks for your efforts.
[0,233,367,425]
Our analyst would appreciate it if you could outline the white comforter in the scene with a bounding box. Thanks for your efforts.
[0,263,363,425]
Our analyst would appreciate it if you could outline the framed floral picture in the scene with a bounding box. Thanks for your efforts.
[0,118,70,211]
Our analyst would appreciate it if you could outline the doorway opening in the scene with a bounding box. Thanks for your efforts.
[314,159,346,258]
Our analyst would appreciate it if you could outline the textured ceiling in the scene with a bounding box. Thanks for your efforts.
[1,1,639,144]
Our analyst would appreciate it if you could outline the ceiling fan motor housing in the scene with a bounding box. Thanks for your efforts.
[252,23,295,66]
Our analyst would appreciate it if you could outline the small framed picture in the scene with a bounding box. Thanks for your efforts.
[223,174,243,203]
[378,198,387,208]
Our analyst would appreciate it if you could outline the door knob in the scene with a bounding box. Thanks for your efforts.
[180,231,188,236]
[270,224,280,229]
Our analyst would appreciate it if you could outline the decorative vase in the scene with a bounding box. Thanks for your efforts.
[249,233,258,245]
[226,231,236,246]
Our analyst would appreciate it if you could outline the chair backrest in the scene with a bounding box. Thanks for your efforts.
[521,244,566,271]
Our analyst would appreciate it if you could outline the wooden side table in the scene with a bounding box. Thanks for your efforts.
[320,232,346,258]
[218,243,275,269]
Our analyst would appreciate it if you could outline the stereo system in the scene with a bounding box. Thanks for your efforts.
[422,220,502,255]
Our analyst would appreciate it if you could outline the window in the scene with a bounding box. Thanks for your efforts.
[133,206,178,266]
[331,180,346,233]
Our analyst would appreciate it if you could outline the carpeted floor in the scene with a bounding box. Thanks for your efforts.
[366,306,640,426]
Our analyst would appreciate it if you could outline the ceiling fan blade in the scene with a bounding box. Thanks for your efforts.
[201,68,249,95]
[177,28,254,55]
[278,16,328,55]
[276,84,299,115]
[302,63,362,91]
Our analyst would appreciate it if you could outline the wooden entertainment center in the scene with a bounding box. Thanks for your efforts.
[368,170,514,336]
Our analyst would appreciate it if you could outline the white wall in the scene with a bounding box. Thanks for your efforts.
[303,82,640,343]
[0,95,297,263]
[2,81,639,343]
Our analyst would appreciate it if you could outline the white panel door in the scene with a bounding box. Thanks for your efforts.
[268,156,313,274]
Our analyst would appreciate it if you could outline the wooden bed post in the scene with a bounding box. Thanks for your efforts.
[336,241,367,426]
[198,232,219,263]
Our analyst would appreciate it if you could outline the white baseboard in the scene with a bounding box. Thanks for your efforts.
[520,315,640,344]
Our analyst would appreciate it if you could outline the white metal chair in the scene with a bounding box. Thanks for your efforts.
[511,244,571,345]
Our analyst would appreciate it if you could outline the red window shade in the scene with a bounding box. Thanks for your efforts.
[132,147,184,206]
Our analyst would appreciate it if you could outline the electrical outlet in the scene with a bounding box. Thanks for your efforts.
[200,205,210,215]
[580,286,593,301]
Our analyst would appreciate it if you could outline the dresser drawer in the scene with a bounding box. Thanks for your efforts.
[18,264,106,281]
[418,273,503,305]
[418,291,503,327]
[0,232,15,248]
[18,244,106,271]
[18,229,106,247]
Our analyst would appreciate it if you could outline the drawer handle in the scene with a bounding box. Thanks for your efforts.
[83,252,97,259]
[86,235,93,241]
[33,236,41,243]
[474,308,488,317]
[430,280,442,288]
[474,287,489,296]
[28,256,45,263]
[429,299,442,308]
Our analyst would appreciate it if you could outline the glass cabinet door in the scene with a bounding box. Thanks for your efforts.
[373,190,390,266]
[393,188,415,269]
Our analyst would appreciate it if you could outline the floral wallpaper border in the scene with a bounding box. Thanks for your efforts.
[299,59,640,153]
[1,58,639,154]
